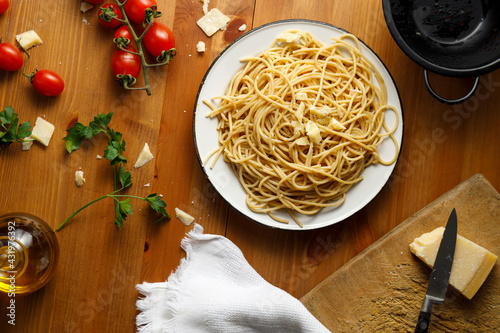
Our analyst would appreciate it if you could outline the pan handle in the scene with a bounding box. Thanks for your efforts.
[423,70,480,105]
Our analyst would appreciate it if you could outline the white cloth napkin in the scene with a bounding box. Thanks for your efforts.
[136,224,331,333]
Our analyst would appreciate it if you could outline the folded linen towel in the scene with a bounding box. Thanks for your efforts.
[136,224,331,333]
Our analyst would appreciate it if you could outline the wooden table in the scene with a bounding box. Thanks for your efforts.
[0,0,499,331]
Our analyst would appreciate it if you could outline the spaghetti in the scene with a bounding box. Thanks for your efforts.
[203,30,399,226]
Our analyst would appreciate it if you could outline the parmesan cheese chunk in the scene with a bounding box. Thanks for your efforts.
[175,208,195,226]
[410,227,498,299]
[329,117,346,131]
[296,102,305,123]
[196,41,206,53]
[80,2,94,12]
[294,137,310,146]
[16,30,43,50]
[200,0,209,14]
[238,24,247,32]
[296,92,308,101]
[276,32,301,44]
[291,120,304,136]
[31,117,54,146]
[75,170,85,187]
[197,8,230,37]
[21,138,33,151]
[310,106,331,118]
[134,143,154,168]
[305,122,321,144]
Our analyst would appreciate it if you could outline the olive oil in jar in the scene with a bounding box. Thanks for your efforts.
[0,213,59,294]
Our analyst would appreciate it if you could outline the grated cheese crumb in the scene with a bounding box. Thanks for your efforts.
[75,170,85,187]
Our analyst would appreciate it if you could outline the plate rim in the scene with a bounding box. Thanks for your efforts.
[192,19,405,231]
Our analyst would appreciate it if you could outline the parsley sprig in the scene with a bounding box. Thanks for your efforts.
[57,112,169,231]
[0,106,32,145]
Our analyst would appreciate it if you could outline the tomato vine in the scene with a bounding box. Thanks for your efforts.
[100,0,177,95]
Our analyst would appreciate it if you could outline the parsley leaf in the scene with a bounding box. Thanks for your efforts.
[92,112,113,128]
[104,140,127,165]
[118,165,132,189]
[17,122,32,139]
[63,112,114,153]
[0,106,14,125]
[145,193,170,221]
[63,122,86,153]
[0,106,32,145]
[115,198,132,228]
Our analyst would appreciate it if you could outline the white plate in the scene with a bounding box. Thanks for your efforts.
[193,19,403,230]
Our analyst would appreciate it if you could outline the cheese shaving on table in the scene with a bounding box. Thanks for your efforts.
[31,117,54,146]
[197,8,230,37]
[21,138,33,151]
[199,0,209,14]
[196,41,206,53]
[80,2,93,13]
[134,143,154,168]
[16,30,43,50]
[175,208,195,226]
[75,170,85,187]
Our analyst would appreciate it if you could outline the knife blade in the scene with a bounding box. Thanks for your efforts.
[414,208,457,333]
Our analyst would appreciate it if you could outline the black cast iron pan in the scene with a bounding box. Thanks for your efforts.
[383,0,500,104]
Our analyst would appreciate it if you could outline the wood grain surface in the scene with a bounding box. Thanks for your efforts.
[0,0,499,332]
[301,174,500,333]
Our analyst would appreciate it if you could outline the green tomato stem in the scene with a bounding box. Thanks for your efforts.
[114,0,152,95]
[20,46,35,82]
[117,44,141,57]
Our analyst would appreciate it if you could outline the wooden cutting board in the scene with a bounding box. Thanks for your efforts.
[301,174,499,332]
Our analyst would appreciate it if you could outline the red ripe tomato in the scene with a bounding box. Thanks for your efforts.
[85,0,104,4]
[0,0,9,15]
[0,42,23,71]
[124,0,157,24]
[98,3,123,28]
[113,25,135,49]
[144,22,175,58]
[32,70,64,97]
[114,26,133,41]
[111,47,141,79]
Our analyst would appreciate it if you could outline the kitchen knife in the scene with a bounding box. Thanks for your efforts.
[414,208,457,333]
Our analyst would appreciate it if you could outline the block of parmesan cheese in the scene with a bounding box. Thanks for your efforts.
[75,170,85,187]
[175,208,195,226]
[197,8,230,37]
[134,143,154,168]
[31,117,55,146]
[16,30,43,50]
[410,227,498,299]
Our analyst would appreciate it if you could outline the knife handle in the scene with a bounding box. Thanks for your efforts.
[415,311,431,333]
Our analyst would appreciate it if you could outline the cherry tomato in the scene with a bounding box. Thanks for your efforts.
[111,47,141,79]
[98,3,123,28]
[32,70,64,97]
[144,22,175,58]
[85,0,104,4]
[0,42,23,71]
[113,26,135,49]
[124,0,157,24]
[0,0,9,15]
[114,26,133,41]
